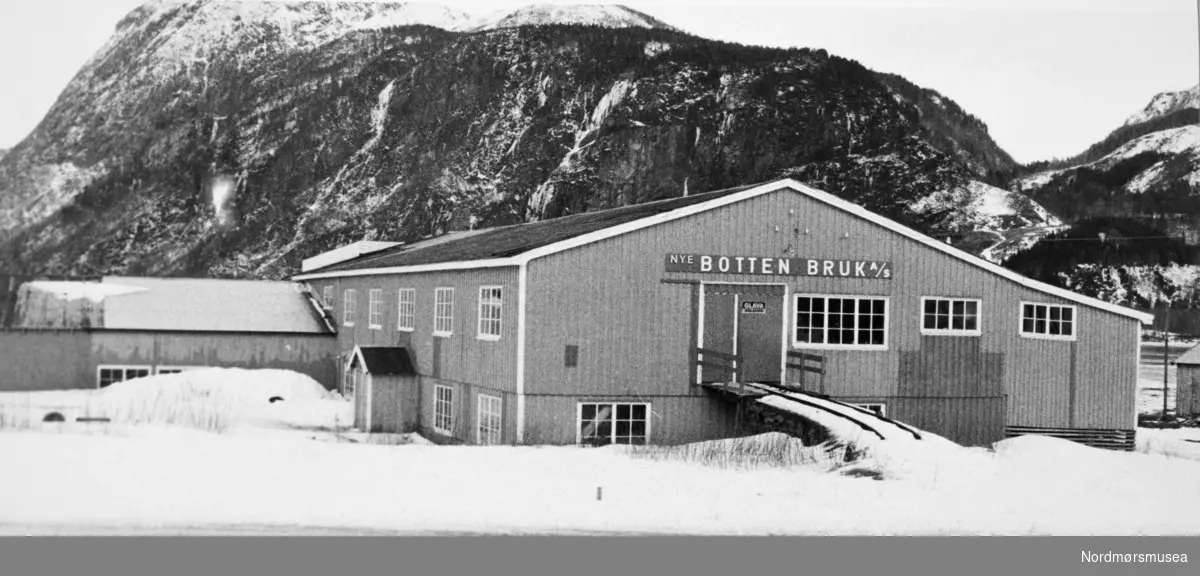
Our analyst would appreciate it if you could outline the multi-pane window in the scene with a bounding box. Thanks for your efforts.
[477,394,503,445]
[434,385,455,435]
[343,289,357,327]
[322,285,333,310]
[98,366,151,388]
[397,288,415,331]
[1021,302,1076,339]
[921,297,981,336]
[578,403,649,446]
[477,286,502,340]
[434,287,454,336]
[368,289,383,329]
[794,295,887,348]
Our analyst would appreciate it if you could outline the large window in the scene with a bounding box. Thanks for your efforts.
[322,285,333,310]
[434,385,455,435]
[793,295,888,349]
[477,394,503,445]
[97,365,151,388]
[477,286,503,340]
[368,288,383,329]
[434,287,454,337]
[578,402,649,446]
[397,288,415,331]
[921,297,981,336]
[1020,302,1076,340]
[343,289,357,327]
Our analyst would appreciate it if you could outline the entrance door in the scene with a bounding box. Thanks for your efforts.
[701,285,784,384]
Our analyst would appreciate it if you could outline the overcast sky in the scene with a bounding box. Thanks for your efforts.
[0,0,1195,163]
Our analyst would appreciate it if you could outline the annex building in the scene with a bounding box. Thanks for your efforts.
[295,178,1153,449]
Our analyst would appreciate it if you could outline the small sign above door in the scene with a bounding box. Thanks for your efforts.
[741,301,767,314]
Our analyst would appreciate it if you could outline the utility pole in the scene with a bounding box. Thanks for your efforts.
[1163,300,1171,422]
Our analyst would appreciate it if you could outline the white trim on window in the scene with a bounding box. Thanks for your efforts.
[343,289,357,327]
[477,393,503,445]
[575,402,651,446]
[368,288,383,330]
[1019,301,1078,341]
[919,296,983,337]
[397,288,415,332]
[434,287,454,337]
[96,365,152,389]
[434,384,455,436]
[477,286,503,341]
[154,365,206,375]
[792,294,889,350]
[322,285,333,310]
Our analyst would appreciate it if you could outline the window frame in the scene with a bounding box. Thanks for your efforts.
[477,393,503,445]
[154,365,205,375]
[397,288,416,332]
[476,286,503,341]
[850,402,887,418]
[322,285,333,310]
[368,288,383,330]
[433,384,455,436]
[343,289,357,327]
[433,287,455,337]
[575,401,651,446]
[919,296,983,337]
[1019,301,1078,341]
[96,365,152,389]
[791,294,890,350]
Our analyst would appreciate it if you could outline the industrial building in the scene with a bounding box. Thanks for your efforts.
[294,179,1153,449]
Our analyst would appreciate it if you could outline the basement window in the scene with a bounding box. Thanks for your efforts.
[322,285,333,310]
[477,393,503,445]
[434,287,454,337]
[1020,302,1076,340]
[397,288,415,332]
[793,295,888,349]
[477,286,502,340]
[343,289,357,327]
[850,403,887,418]
[97,365,152,388]
[920,297,981,336]
[368,289,383,329]
[434,384,455,436]
[155,366,205,375]
[577,402,649,446]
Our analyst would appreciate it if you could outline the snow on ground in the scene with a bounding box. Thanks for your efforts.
[2,369,1199,535]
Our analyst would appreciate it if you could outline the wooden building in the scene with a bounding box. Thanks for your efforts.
[1173,345,1200,417]
[0,276,338,391]
[294,179,1153,448]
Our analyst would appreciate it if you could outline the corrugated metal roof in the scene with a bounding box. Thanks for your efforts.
[99,276,332,334]
[1174,343,1200,365]
[351,346,416,375]
[310,184,759,273]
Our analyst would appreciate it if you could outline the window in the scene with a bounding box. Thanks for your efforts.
[850,403,887,418]
[155,366,204,375]
[343,289,357,327]
[793,295,888,349]
[397,288,415,331]
[477,394,503,445]
[434,385,455,435]
[921,297,981,336]
[322,285,333,310]
[477,286,502,340]
[434,287,454,336]
[1020,302,1076,340]
[578,402,649,446]
[97,365,151,388]
[368,289,383,329]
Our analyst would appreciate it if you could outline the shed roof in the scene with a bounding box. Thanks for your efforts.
[98,276,333,334]
[349,346,417,375]
[293,178,1153,324]
[1174,343,1200,365]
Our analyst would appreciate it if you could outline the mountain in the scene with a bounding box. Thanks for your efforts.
[466,4,678,32]
[1124,84,1200,128]
[0,0,1045,279]
[0,149,7,162]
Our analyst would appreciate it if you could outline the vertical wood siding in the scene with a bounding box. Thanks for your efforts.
[0,331,94,391]
[525,188,1141,444]
[369,374,419,433]
[90,332,339,389]
[1178,365,1200,417]
[415,376,518,444]
[522,394,738,445]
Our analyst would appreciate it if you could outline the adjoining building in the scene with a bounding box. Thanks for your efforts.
[1173,345,1200,418]
[0,276,339,391]
[292,178,1151,449]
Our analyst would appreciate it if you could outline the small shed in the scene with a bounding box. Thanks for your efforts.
[347,345,418,433]
[1174,344,1200,417]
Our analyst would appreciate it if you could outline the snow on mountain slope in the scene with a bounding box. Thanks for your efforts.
[466,4,678,32]
[1014,126,1200,195]
[1124,84,1200,127]
[912,179,1061,231]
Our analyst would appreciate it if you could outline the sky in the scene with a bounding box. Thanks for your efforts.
[0,0,1195,163]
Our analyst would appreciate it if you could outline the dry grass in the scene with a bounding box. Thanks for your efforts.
[0,388,233,434]
[626,433,861,471]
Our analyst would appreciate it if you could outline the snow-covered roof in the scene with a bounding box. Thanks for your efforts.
[1174,343,1200,366]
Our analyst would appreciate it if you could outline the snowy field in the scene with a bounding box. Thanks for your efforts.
[1,369,1199,536]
